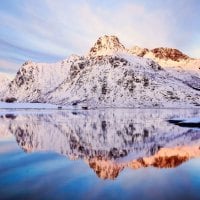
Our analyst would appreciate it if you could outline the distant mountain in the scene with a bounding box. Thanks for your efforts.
[1,35,200,107]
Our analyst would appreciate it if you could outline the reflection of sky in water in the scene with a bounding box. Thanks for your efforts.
[0,109,200,199]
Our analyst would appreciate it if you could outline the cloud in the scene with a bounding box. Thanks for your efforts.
[39,0,175,48]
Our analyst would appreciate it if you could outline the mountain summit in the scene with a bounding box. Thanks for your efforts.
[151,47,190,61]
[130,46,190,62]
[89,35,125,56]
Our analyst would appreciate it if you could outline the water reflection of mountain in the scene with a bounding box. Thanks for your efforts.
[0,109,200,179]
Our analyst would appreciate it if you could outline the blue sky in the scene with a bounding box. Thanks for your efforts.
[0,0,200,74]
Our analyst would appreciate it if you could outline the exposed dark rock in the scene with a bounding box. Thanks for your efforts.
[5,97,17,103]
[151,48,189,61]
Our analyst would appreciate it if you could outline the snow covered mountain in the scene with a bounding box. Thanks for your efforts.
[1,35,200,107]
[3,60,75,102]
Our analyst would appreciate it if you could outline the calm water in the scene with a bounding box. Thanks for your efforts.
[0,109,200,200]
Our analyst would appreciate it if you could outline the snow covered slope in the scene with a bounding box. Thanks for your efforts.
[2,35,200,108]
[129,46,200,91]
[4,58,78,102]
[45,53,199,107]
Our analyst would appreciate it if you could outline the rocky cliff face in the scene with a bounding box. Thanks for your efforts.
[130,46,190,62]
[89,35,126,57]
[129,45,200,74]
[151,47,190,61]
[1,35,200,107]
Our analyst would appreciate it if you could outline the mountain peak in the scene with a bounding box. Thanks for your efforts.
[129,46,149,57]
[89,35,125,56]
[129,46,191,62]
[151,47,190,61]
[22,60,33,66]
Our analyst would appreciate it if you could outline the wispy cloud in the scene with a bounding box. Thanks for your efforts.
[0,0,200,73]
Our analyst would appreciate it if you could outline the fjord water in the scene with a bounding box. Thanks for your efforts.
[0,109,200,200]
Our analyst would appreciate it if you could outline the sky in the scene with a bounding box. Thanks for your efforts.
[0,0,200,74]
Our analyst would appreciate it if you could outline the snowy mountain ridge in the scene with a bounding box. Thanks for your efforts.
[129,45,200,72]
[0,35,200,108]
